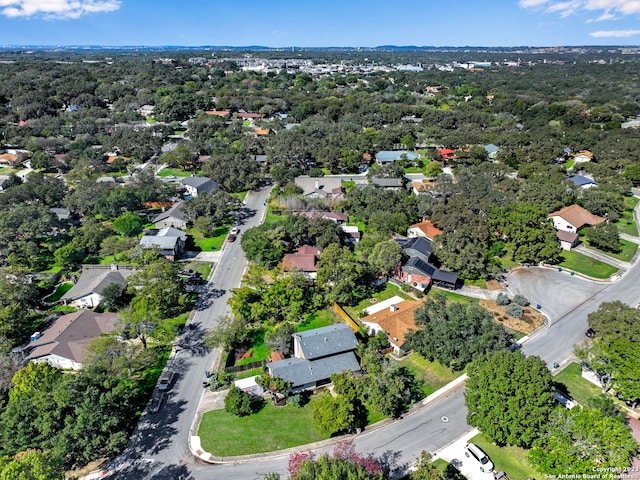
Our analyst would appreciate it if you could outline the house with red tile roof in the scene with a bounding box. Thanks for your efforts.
[437,148,457,161]
[548,204,605,233]
[407,220,443,241]
[361,300,423,355]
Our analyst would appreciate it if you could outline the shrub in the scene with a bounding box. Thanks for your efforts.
[224,385,252,417]
[513,294,530,306]
[496,292,511,306]
[505,303,524,318]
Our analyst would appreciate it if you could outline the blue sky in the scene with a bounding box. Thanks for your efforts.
[0,0,638,47]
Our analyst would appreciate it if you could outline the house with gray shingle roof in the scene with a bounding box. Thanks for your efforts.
[139,227,187,261]
[26,311,119,370]
[180,175,219,197]
[484,143,499,159]
[153,201,187,229]
[61,265,136,309]
[267,324,360,392]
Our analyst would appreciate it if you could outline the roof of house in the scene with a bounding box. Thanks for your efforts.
[556,230,579,243]
[205,110,231,117]
[438,148,456,156]
[61,266,135,302]
[180,176,219,192]
[575,150,593,158]
[268,352,361,388]
[26,311,119,364]
[370,177,405,188]
[409,220,443,239]
[361,300,422,348]
[548,204,605,228]
[397,236,434,259]
[236,112,263,119]
[294,176,344,197]
[140,227,187,250]
[566,174,598,187]
[431,269,459,285]
[484,143,499,153]
[295,323,358,360]
[375,150,418,163]
[402,257,437,277]
[153,201,186,224]
[282,245,321,273]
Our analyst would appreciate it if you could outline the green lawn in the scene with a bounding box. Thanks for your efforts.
[580,235,638,262]
[558,250,618,279]
[615,196,639,236]
[461,278,487,288]
[397,353,459,397]
[186,226,227,251]
[157,167,191,177]
[231,191,248,203]
[470,433,541,480]
[183,261,213,279]
[343,283,413,319]
[431,288,479,304]
[198,398,327,456]
[297,309,338,332]
[237,328,270,365]
[553,362,602,406]
[43,282,74,303]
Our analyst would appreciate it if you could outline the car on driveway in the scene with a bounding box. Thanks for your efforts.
[464,443,494,473]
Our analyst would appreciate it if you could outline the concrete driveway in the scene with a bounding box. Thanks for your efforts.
[436,429,495,480]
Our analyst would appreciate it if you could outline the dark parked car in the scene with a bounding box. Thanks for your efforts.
[585,328,596,338]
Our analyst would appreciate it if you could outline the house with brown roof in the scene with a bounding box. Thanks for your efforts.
[573,150,593,164]
[361,300,422,355]
[548,204,605,233]
[26,311,119,370]
[282,245,321,279]
[205,110,231,118]
[407,220,443,241]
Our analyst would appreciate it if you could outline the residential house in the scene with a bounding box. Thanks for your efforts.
[267,324,361,393]
[573,150,593,164]
[340,225,361,244]
[61,264,136,309]
[374,150,418,165]
[180,176,219,198]
[138,105,155,117]
[205,110,232,119]
[437,148,457,162]
[407,220,443,241]
[294,177,345,204]
[26,311,120,370]
[556,229,579,251]
[294,211,348,224]
[369,177,406,189]
[484,144,499,160]
[548,204,605,233]
[361,300,422,355]
[153,201,188,229]
[395,237,459,290]
[236,112,263,122]
[0,152,22,168]
[282,245,321,279]
[566,173,598,189]
[0,175,10,191]
[139,227,187,261]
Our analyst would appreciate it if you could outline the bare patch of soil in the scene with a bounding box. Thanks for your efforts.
[485,280,503,290]
[66,458,108,479]
[480,299,545,334]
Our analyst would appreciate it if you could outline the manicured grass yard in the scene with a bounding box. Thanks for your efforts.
[157,167,191,177]
[553,362,602,406]
[470,433,541,480]
[430,288,478,304]
[616,196,639,236]
[198,399,327,456]
[297,309,338,332]
[237,328,270,365]
[397,353,459,397]
[187,226,227,251]
[43,282,74,302]
[558,250,618,279]
[343,283,413,319]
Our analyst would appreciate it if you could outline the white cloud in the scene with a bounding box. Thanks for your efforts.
[590,29,640,37]
[0,0,121,19]
[520,0,640,18]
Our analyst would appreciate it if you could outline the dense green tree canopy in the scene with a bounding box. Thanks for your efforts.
[465,350,556,448]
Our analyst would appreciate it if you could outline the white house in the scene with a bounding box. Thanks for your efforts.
[26,311,119,370]
[61,265,135,309]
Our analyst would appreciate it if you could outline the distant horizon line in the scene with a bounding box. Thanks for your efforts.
[0,44,638,50]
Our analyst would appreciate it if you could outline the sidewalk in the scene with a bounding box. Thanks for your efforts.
[573,245,631,269]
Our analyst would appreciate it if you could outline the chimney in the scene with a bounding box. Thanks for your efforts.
[390,304,398,312]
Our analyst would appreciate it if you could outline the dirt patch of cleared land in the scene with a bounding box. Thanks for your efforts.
[480,299,545,334]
